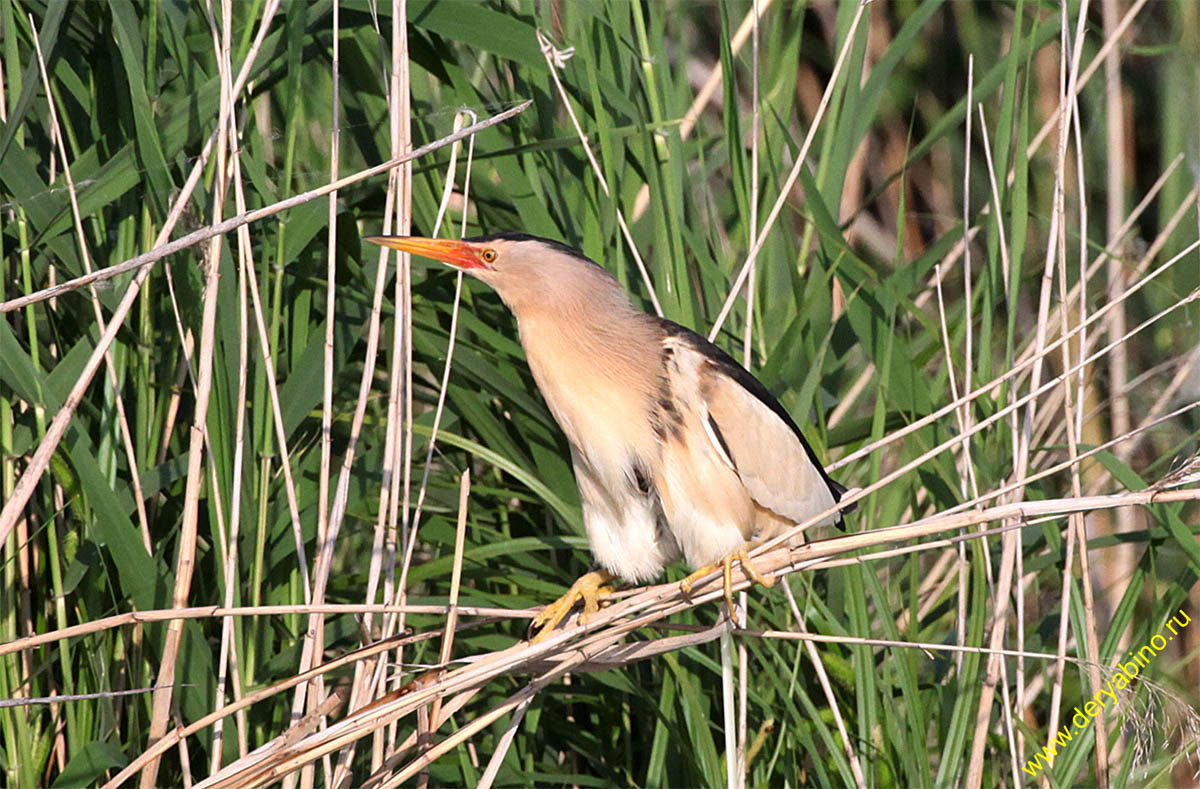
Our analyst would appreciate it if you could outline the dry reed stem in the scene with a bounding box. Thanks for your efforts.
[1,0,282,319]
[326,6,418,777]
[154,329,195,474]
[13,4,288,782]
[210,153,252,768]
[29,16,152,554]
[102,635,424,789]
[357,688,485,789]
[895,145,1180,462]
[140,4,236,782]
[975,97,1027,767]
[0,103,530,318]
[534,29,662,318]
[948,400,1199,522]
[1044,0,1087,755]
[341,6,415,776]
[1016,180,1196,412]
[424,472,471,759]
[730,4,763,786]
[95,473,1199,786]
[340,105,478,786]
[283,98,524,731]
[0,56,529,567]
[1079,358,1200,498]
[937,58,971,670]
[365,672,489,780]
[1022,291,1190,482]
[0,604,526,659]
[238,152,312,601]
[959,60,978,510]
[628,0,774,223]
[373,677,554,789]
[719,628,737,788]
[1100,3,1134,603]
[387,0,417,764]
[12,0,286,566]
[174,486,1200,786]
[396,107,478,651]
[88,571,768,781]
[827,358,874,428]
[476,696,532,789]
[708,0,868,342]
[781,581,867,788]
[735,605,749,786]
[1069,353,1191,446]
[739,629,1097,668]
[208,59,284,768]
[152,215,238,631]
[975,104,1013,301]
[963,58,1024,781]
[176,708,195,788]
[205,661,566,789]
[896,0,1150,309]
[753,275,1200,568]
[220,11,258,768]
[829,233,1198,479]
[1062,41,1111,785]
[402,108,477,571]
[967,9,1086,783]
[317,0,343,701]
[1024,0,1147,172]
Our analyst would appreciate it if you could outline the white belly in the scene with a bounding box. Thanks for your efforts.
[524,332,678,582]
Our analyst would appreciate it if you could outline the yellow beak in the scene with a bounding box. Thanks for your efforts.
[363,235,488,270]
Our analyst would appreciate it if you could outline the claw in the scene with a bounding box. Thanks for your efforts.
[680,547,776,614]
[529,570,617,643]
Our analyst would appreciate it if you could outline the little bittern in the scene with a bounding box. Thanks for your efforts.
[365,232,850,640]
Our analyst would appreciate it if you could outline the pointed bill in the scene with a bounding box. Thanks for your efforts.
[363,236,487,270]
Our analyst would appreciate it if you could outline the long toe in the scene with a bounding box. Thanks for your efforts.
[576,582,615,624]
[682,549,777,614]
[722,555,737,615]
[680,562,721,599]
[530,595,575,640]
[738,553,777,589]
[529,570,617,642]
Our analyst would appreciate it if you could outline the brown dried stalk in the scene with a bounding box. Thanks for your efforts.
[114,486,1199,787]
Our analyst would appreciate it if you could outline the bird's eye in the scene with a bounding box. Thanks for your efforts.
[480,248,498,264]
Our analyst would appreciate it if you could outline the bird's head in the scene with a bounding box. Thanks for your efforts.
[364,232,624,315]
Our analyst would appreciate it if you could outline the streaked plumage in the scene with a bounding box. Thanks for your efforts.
[364,231,849,634]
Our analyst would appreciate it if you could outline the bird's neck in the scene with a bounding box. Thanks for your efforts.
[517,297,654,370]
[514,297,662,435]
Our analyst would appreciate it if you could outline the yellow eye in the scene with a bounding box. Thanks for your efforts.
[480,248,498,264]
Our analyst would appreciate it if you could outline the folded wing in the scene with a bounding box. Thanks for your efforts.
[661,322,847,529]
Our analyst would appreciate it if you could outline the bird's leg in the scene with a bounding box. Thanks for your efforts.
[680,545,776,615]
[528,570,618,643]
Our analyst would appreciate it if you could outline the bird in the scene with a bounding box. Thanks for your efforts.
[364,232,850,640]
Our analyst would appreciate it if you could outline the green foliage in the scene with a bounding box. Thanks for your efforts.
[2,0,1198,786]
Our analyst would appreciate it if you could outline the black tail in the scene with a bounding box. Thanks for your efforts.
[829,478,857,513]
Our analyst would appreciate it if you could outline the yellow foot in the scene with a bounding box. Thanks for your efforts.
[679,547,776,614]
[529,570,618,643]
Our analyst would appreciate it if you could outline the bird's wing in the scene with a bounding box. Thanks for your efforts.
[663,322,846,527]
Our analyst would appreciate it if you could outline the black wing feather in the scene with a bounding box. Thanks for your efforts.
[655,318,853,513]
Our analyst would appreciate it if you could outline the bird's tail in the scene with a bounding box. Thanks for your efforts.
[829,478,858,513]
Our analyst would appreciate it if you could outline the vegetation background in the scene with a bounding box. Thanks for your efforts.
[1,0,1198,786]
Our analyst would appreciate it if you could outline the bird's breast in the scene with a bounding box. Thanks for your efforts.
[518,318,662,486]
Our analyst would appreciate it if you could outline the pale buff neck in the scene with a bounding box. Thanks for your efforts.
[506,273,664,410]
